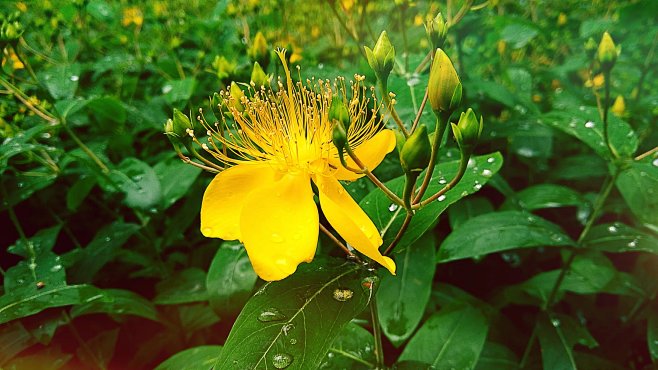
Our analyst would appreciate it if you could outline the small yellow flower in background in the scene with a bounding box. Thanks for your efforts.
[557,12,567,26]
[122,7,143,27]
[311,26,321,39]
[414,14,425,26]
[611,95,625,117]
[497,40,507,55]
[340,0,354,11]
[585,73,605,89]
[199,50,396,281]
[2,48,24,70]
[16,2,27,12]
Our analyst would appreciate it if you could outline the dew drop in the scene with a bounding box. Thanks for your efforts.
[282,323,295,336]
[627,240,638,248]
[332,288,354,302]
[437,195,446,202]
[272,353,293,369]
[473,183,482,190]
[270,233,285,243]
[584,121,595,128]
[467,158,476,168]
[551,318,561,327]
[289,338,297,345]
[608,225,618,233]
[487,157,495,163]
[460,190,468,197]
[438,177,447,185]
[50,264,62,273]
[104,236,112,242]
[652,158,658,167]
[388,204,398,212]
[70,75,79,82]
[257,308,287,322]
[482,169,493,177]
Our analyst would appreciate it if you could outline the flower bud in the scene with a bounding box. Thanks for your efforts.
[229,82,245,112]
[171,109,193,138]
[451,108,483,155]
[328,95,350,130]
[250,61,270,88]
[597,32,618,72]
[400,125,431,173]
[364,31,395,85]
[248,31,269,66]
[332,120,348,155]
[428,49,461,114]
[611,95,625,117]
[426,13,448,49]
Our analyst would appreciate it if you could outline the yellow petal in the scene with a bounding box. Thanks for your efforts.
[240,172,319,281]
[314,174,396,275]
[330,129,396,181]
[200,163,277,240]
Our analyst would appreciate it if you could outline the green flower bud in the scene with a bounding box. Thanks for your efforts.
[451,108,483,155]
[332,120,348,155]
[328,95,350,130]
[364,31,396,85]
[428,49,461,115]
[400,125,432,173]
[250,62,270,88]
[229,82,245,112]
[172,109,193,138]
[597,32,618,72]
[426,13,448,49]
[248,31,269,66]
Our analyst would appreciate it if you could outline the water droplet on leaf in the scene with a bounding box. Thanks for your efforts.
[272,353,293,369]
[437,195,446,202]
[332,288,354,302]
[258,308,286,322]
[584,121,595,128]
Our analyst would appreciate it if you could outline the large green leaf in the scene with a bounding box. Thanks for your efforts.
[447,197,494,230]
[541,107,638,159]
[154,156,202,209]
[70,289,159,321]
[213,259,376,369]
[154,268,208,305]
[320,323,376,369]
[536,314,577,370]
[377,234,435,346]
[156,346,223,370]
[4,252,65,293]
[615,161,658,229]
[360,152,503,254]
[109,158,163,210]
[39,64,81,100]
[437,211,574,263]
[0,284,104,325]
[583,223,658,254]
[7,225,62,258]
[500,184,587,211]
[398,305,489,369]
[207,242,258,317]
[0,125,55,172]
[473,342,519,370]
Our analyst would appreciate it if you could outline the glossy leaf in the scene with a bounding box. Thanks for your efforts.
[207,242,258,317]
[7,225,62,257]
[500,184,587,211]
[448,196,494,230]
[398,305,489,368]
[156,346,223,370]
[583,222,658,254]
[437,211,574,263]
[377,234,436,346]
[474,342,519,370]
[4,252,65,293]
[541,107,638,159]
[154,268,208,305]
[321,323,376,369]
[39,63,81,100]
[536,314,577,370]
[615,161,658,228]
[213,259,376,369]
[361,152,503,254]
[154,156,202,209]
[110,158,163,210]
[71,289,159,321]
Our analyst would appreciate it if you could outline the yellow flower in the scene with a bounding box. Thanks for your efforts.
[611,95,625,117]
[122,7,143,27]
[199,51,396,281]
[2,48,24,70]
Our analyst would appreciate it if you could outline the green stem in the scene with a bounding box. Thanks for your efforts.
[379,81,409,137]
[370,299,385,368]
[415,151,469,209]
[383,211,413,256]
[413,113,449,203]
[602,70,617,159]
[61,123,110,174]
[344,145,405,207]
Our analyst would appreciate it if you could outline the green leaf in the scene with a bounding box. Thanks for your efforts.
[536,316,577,370]
[155,268,208,305]
[541,107,638,160]
[615,161,658,228]
[207,242,257,317]
[178,304,220,334]
[0,284,104,325]
[0,172,58,210]
[583,222,658,254]
[448,197,494,230]
[4,251,65,293]
[213,259,376,369]
[156,346,223,370]
[0,126,55,172]
[66,176,96,211]
[474,342,519,370]
[39,64,81,100]
[361,152,503,254]
[86,0,117,22]
[163,78,197,104]
[437,211,574,263]
[649,308,658,362]
[110,158,163,210]
[501,22,539,48]
[87,96,127,126]
[2,347,72,370]
[7,225,62,257]
[377,234,436,346]
[550,154,608,181]
[71,289,159,321]
[321,323,376,369]
[500,184,587,211]
[67,222,140,283]
[398,305,489,368]
[77,329,119,370]
[154,157,202,209]
[0,322,36,365]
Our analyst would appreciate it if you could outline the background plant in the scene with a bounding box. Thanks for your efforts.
[1,0,657,369]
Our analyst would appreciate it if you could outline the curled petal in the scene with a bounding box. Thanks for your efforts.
[240,172,319,281]
[330,129,396,181]
[314,174,396,275]
[201,163,277,240]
